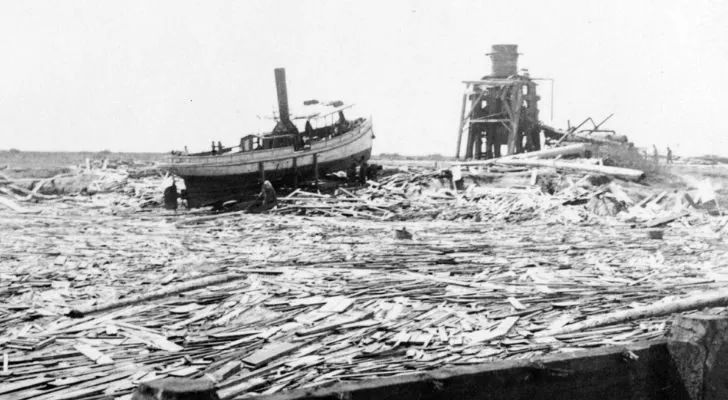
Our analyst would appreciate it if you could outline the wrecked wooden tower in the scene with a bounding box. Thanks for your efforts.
[456,44,548,160]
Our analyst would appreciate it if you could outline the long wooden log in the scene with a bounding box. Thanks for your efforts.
[537,289,728,337]
[175,210,249,227]
[456,144,589,167]
[67,272,246,318]
[520,143,590,159]
[0,195,39,214]
[496,158,645,180]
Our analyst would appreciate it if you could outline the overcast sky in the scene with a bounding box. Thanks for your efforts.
[1,0,726,156]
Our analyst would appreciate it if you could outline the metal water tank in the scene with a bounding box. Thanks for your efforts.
[488,44,519,78]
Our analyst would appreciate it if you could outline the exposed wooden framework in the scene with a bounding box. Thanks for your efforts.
[455,77,542,160]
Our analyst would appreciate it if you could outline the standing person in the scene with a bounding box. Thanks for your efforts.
[346,161,357,185]
[359,157,369,185]
[652,145,659,166]
[667,147,673,164]
[367,164,382,181]
[211,141,217,155]
[163,179,179,211]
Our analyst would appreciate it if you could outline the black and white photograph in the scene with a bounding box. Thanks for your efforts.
[1,1,727,399]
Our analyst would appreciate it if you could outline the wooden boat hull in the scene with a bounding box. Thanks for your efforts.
[162,119,374,207]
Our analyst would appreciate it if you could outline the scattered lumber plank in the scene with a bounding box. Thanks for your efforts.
[67,272,246,317]
[243,342,307,367]
[0,196,39,214]
[175,211,249,227]
[644,211,690,228]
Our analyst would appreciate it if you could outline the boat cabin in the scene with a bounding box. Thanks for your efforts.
[179,102,361,157]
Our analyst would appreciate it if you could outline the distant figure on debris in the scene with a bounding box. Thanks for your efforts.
[667,147,673,164]
[367,164,382,181]
[179,189,188,209]
[163,180,179,211]
[652,145,659,166]
[211,141,217,155]
[218,141,224,154]
[261,180,277,207]
[247,180,277,213]
[359,157,368,185]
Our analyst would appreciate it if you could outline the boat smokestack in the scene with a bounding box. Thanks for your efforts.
[274,68,291,124]
[272,68,299,138]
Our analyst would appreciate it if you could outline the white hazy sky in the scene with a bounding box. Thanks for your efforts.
[1,0,727,156]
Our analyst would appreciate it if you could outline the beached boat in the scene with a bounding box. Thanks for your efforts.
[161,68,374,208]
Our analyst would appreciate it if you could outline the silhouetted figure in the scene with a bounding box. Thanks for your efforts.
[667,147,673,164]
[346,161,357,185]
[211,141,217,155]
[163,180,179,211]
[367,164,382,181]
[359,158,368,185]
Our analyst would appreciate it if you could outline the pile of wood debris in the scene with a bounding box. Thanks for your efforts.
[1,147,727,399]
[273,167,719,227]
[1,191,728,398]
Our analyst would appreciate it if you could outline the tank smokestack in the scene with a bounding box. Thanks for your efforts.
[488,44,519,78]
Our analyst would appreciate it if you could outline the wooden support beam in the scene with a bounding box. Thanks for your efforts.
[292,157,298,187]
[313,154,319,191]
[507,83,523,155]
[259,162,265,183]
[455,92,468,159]
[668,314,728,400]
[464,124,475,159]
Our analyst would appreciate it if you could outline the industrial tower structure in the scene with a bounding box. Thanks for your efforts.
[455,45,548,160]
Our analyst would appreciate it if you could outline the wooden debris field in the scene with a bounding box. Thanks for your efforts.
[1,159,727,399]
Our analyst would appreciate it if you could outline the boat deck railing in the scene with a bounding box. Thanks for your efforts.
[166,119,370,165]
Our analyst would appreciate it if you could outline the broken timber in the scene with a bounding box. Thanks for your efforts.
[456,143,590,167]
[252,340,688,400]
[496,158,645,181]
[67,272,247,317]
[538,289,728,337]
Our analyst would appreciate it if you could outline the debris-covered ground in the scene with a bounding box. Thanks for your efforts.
[1,150,728,399]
